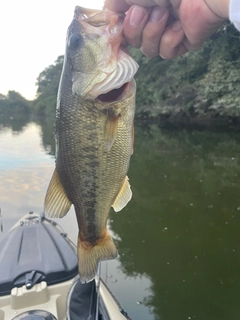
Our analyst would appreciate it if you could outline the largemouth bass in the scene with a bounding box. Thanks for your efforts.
[44,6,138,283]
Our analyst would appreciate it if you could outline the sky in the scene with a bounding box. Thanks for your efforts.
[0,0,105,100]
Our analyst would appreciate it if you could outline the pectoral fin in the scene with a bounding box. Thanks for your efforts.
[112,176,132,212]
[104,113,119,151]
[44,168,72,218]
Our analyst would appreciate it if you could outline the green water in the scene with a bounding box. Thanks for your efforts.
[1,117,240,320]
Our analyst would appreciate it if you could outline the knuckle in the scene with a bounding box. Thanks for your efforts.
[143,27,159,40]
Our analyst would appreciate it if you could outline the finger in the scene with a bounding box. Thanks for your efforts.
[123,5,149,48]
[159,20,188,59]
[104,0,130,12]
[126,0,170,7]
[141,6,169,58]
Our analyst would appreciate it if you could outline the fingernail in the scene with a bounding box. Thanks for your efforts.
[141,47,152,59]
[129,6,146,27]
[172,20,183,31]
[150,7,167,23]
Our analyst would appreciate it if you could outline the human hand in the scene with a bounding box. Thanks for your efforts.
[158,0,230,58]
[105,0,170,11]
[105,0,171,57]
[104,0,230,59]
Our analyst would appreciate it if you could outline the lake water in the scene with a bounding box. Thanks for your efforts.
[1,117,240,320]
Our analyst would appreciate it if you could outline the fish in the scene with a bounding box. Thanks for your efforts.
[44,6,138,283]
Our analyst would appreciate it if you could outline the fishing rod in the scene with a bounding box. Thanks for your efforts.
[95,263,101,320]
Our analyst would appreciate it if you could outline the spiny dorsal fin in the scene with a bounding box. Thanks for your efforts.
[104,113,119,151]
[112,176,132,212]
[44,168,72,218]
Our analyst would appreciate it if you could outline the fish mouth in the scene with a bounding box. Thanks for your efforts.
[89,48,138,102]
[96,82,129,103]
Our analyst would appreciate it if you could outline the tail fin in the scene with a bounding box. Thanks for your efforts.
[77,231,118,283]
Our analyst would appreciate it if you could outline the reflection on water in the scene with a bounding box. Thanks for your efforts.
[0,122,54,235]
[111,125,240,320]
[1,118,240,320]
[34,117,56,156]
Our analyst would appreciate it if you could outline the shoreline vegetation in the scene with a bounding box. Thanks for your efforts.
[1,23,240,128]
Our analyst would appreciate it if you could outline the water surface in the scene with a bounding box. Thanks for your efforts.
[1,118,240,320]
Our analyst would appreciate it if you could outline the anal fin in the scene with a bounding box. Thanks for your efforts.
[44,168,72,218]
[112,176,132,212]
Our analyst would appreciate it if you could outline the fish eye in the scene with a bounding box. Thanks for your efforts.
[68,33,83,50]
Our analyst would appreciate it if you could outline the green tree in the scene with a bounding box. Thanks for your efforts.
[131,23,240,121]
[0,91,30,121]
[33,55,64,117]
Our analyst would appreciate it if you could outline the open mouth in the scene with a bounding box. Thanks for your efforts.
[89,48,139,103]
[96,83,129,103]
